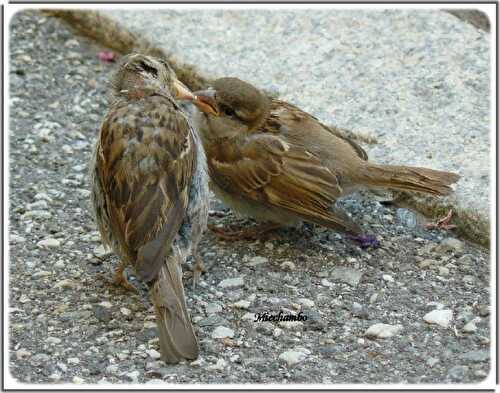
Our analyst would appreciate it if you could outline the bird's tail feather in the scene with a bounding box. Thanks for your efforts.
[150,251,198,364]
[359,164,460,196]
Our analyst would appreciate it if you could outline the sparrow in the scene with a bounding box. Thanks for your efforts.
[90,54,209,363]
[191,77,460,240]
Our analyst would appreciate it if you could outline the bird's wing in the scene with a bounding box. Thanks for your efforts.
[96,97,195,282]
[269,100,369,161]
[209,133,361,234]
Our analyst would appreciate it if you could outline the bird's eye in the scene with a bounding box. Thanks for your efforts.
[139,61,158,77]
[221,104,236,118]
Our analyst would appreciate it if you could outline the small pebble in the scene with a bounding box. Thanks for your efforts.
[461,350,490,363]
[212,326,235,339]
[46,337,62,345]
[279,350,308,367]
[145,349,161,360]
[218,277,244,289]
[424,309,453,328]
[247,256,268,266]
[16,349,31,359]
[280,260,296,271]
[205,303,223,314]
[72,376,85,384]
[297,298,315,308]
[93,244,112,258]
[331,267,363,286]
[448,365,469,380]
[207,358,227,371]
[435,238,465,253]
[365,323,403,338]
[462,319,479,333]
[120,307,131,317]
[37,238,60,248]
[427,357,440,367]
[382,274,394,282]
[232,300,251,309]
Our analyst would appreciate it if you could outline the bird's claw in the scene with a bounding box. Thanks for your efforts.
[425,209,457,230]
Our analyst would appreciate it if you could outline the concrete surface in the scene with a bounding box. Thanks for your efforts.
[103,8,491,245]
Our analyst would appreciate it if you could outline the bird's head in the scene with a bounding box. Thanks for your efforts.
[111,53,194,102]
[192,77,270,140]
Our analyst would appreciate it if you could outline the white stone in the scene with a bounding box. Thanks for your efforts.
[207,358,227,370]
[33,270,52,278]
[99,301,113,309]
[37,238,60,248]
[106,364,119,374]
[23,210,52,219]
[435,238,465,253]
[126,370,140,383]
[247,256,268,266]
[205,303,222,314]
[463,319,479,333]
[279,350,308,367]
[46,337,62,344]
[54,279,79,289]
[321,278,334,287]
[212,326,235,339]
[27,200,48,210]
[93,244,112,258]
[218,277,244,289]
[241,312,255,321]
[280,260,296,271]
[16,349,31,359]
[424,309,453,328]
[10,235,26,244]
[297,298,315,308]
[365,323,403,338]
[19,294,30,303]
[67,357,80,364]
[120,307,131,317]
[382,274,394,282]
[145,349,161,359]
[72,376,85,384]
[232,300,251,309]
[279,321,304,330]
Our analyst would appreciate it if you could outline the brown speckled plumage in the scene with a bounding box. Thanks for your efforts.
[192,77,459,237]
[90,54,208,363]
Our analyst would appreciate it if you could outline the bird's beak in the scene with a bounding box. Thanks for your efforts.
[192,89,219,116]
[173,79,196,101]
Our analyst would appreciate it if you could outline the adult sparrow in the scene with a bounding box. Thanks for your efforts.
[90,54,209,363]
[191,77,460,239]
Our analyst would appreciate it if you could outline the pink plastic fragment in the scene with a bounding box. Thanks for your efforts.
[97,51,116,63]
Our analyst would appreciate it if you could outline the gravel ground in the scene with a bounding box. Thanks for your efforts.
[8,10,491,385]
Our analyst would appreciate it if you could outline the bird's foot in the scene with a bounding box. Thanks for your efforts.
[97,264,138,293]
[208,210,229,218]
[347,234,380,249]
[424,209,457,230]
[208,222,282,241]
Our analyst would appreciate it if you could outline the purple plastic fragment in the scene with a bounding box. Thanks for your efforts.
[347,234,380,249]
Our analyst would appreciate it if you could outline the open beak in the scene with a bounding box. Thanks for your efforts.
[192,89,219,116]
[173,79,196,101]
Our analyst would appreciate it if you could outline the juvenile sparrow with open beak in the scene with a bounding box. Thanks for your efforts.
[90,54,209,363]
[191,77,460,240]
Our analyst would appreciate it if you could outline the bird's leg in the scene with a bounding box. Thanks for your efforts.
[97,263,138,293]
[191,251,207,291]
[208,222,282,241]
